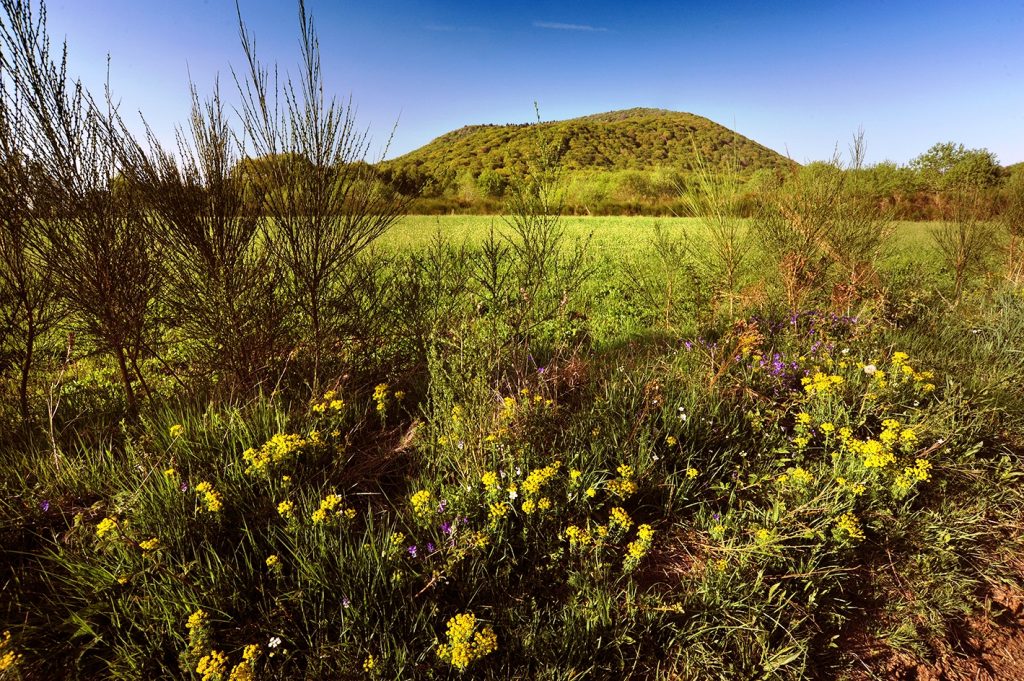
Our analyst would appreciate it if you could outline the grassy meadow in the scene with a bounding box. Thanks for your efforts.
[3,206,1024,679]
[3,1,1024,678]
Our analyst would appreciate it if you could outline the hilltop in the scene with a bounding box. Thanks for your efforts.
[382,108,791,179]
[377,108,793,214]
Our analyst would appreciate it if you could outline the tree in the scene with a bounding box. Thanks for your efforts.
[0,95,61,422]
[234,0,409,390]
[910,141,1001,191]
[117,82,289,391]
[1,0,161,414]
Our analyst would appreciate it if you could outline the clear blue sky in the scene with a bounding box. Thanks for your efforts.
[38,0,1024,165]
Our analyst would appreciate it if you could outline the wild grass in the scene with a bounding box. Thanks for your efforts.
[2,1,1023,678]
[2,216,1023,679]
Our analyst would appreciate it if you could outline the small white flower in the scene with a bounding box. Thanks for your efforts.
[508,489,518,500]
[268,636,282,648]
[841,348,850,356]
[863,364,877,375]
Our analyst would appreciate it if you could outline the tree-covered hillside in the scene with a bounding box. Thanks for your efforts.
[378,108,793,213]
[385,108,790,176]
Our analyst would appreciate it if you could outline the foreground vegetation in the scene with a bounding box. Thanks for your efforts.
[3,1,1024,679]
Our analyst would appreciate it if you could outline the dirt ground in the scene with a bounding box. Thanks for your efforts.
[849,583,1024,680]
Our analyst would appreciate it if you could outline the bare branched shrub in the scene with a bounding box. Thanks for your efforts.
[1,0,160,414]
[997,172,1024,283]
[621,223,703,332]
[386,231,473,373]
[117,82,288,392]
[480,120,593,372]
[755,132,893,313]
[0,66,61,421]
[234,0,408,389]
[680,139,752,318]
[932,190,999,302]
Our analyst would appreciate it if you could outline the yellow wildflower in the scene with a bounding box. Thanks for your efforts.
[96,516,119,539]
[139,537,160,551]
[435,613,498,672]
[196,650,228,681]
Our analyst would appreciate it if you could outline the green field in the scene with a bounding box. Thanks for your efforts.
[3,2,1023,676]
[382,215,945,270]
[4,205,1024,678]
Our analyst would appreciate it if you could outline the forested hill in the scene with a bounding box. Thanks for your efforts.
[381,108,793,180]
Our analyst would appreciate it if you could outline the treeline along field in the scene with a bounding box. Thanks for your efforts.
[2,0,1024,679]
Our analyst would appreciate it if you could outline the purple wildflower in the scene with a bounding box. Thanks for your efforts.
[426,542,435,553]
[440,520,452,535]
[342,597,351,608]
[407,545,418,558]
[436,499,447,513]
[40,500,50,512]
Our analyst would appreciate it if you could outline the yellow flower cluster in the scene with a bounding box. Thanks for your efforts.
[169,424,185,438]
[311,494,356,525]
[833,512,865,542]
[185,609,211,665]
[835,476,866,496]
[435,613,499,672]
[187,608,209,633]
[500,388,553,423]
[777,466,814,487]
[277,500,295,520]
[624,524,655,572]
[196,649,228,681]
[373,383,389,418]
[488,502,510,526]
[802,371,844,396]
[410,490,433,519]
[839,418,917,470]
[265,554,280,570]
[363,654,378,672]
[0,631,22,673]
[242,433,309,475]
[481,471,499,489]
[520,461,560,515]
[311,389,345,414]
[890,352,936,393]
[195,482,223,513]
[894,458,933,495]
[227,645,260,681]
[96,516,119,539]
[606,463,638,498]
[139,537,160,551]
[565,524,593,548]
[608,507,633,533]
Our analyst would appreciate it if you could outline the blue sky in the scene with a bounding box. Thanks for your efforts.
[37,0,1024,165]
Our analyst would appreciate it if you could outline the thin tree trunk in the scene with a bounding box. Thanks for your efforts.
[19,314,35,423]
[114,344,138,414]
